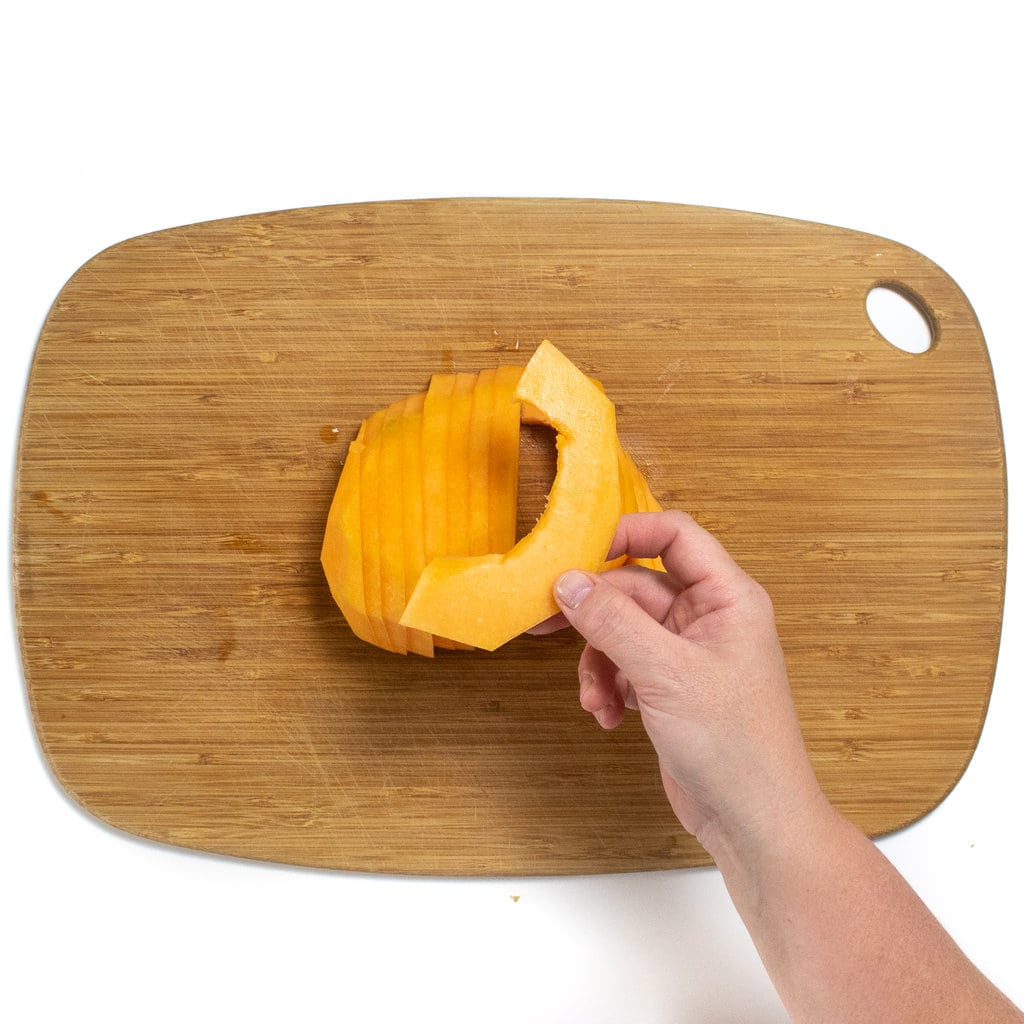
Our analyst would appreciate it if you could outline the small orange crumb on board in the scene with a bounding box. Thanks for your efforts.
[321,341,664,654]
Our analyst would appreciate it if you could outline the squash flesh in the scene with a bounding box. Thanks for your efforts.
[445,373,477,561]
[422,373,454,563]
[399,393,434,657]
[377,401,410,654]
[358,409,397,651]
[468,369,495,555]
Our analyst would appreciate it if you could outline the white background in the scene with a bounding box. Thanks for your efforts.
[3,2,1021,1020]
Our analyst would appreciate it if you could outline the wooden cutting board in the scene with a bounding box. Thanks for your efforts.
[14,199,1005,875]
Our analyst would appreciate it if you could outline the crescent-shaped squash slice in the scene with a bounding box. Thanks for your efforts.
[445,372,477,560]
[399,341,620,650]
[358,408,398,651]
[468,369,495,556]
[377,400,410,654]
[421,373,455,565]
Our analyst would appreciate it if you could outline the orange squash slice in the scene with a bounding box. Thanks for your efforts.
[445,373,477,561]
[357,408,397,651]
[421,373,455,565]
[398,392,434,657]
[377,401,411,654]
[468,369,495,555]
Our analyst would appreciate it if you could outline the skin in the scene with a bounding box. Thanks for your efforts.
[539,510,1023,1024]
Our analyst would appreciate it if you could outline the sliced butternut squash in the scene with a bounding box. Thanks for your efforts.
[399,341,621,650]
[323,342,665,655]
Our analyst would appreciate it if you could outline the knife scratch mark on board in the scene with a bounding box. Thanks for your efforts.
[279,711,375,843]
[656,358,686,402]
[275,246,339,338]
[64,365,139,413]
[30,407,93,452]
[181,230,257,364]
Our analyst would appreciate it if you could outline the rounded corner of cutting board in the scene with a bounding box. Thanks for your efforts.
[14,197,1006,874]
[18,678,143,847]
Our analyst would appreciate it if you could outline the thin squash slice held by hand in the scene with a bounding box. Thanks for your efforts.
[321,340,663,655]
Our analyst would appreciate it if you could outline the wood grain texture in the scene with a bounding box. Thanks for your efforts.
[14,199,1005,875]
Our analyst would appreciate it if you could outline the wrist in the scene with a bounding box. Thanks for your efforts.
[697,780,840,876]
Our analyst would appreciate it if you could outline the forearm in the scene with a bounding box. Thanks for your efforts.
[548,515,1021,1021]
[704,797,1023,1024]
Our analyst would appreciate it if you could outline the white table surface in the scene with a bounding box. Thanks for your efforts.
[4,3,1021,1020]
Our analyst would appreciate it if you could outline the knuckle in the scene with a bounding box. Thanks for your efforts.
[744,576,776,616]
[664,508,693,531]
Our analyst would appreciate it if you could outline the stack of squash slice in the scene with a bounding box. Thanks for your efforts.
[321,341,663,655]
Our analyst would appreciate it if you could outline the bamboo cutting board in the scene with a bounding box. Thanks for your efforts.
[14,199,1005,875]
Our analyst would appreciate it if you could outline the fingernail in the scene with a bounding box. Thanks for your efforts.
[555,570,594,610]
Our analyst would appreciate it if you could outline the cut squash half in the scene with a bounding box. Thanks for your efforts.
[323,341,665,655]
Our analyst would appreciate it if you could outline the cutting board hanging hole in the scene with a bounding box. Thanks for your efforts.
[866,284,934,354]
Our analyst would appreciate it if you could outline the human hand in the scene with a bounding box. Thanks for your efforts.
[545,511,824,849]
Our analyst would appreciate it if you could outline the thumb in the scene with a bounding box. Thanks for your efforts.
[554,569,672,681]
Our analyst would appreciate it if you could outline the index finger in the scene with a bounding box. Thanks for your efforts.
[606,510,746,590]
